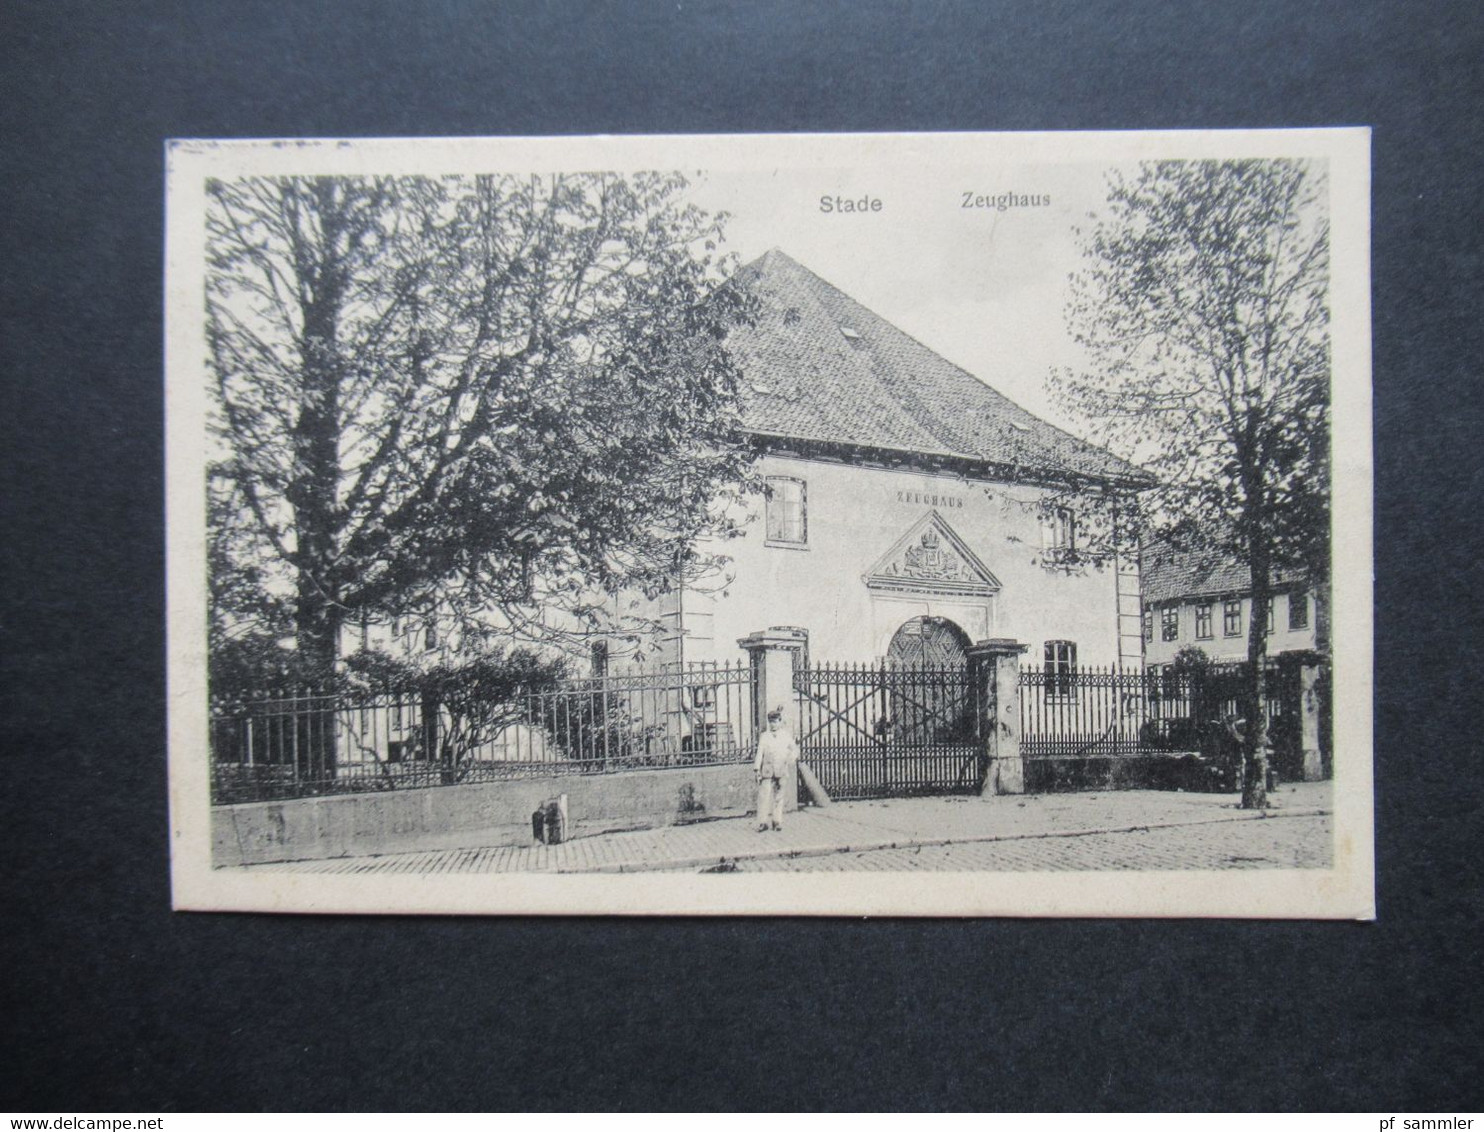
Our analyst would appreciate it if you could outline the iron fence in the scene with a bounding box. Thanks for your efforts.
[209,652,1313,805]
[1018,660,1295,760]
[1021,665,1165,760]
[210,661,756,805]
[794,661,983,799]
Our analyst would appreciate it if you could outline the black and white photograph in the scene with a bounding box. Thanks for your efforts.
[166,130,1372,916]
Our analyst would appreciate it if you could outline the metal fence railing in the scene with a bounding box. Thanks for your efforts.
[210,653,1316,805]
[1018,660,1299,761]
[210,661,756,806]
[794,661,983,799]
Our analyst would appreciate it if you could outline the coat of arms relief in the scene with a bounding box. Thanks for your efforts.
[864,512,1000,597]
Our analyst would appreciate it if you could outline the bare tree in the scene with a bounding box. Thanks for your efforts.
[1057,159,1330,808]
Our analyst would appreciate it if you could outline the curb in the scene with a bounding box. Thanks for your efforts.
[557,806,1333,874]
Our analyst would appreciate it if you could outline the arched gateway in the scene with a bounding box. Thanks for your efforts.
[887,615,972,668]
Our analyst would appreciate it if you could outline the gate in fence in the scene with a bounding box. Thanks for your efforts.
[792,660,984,799]
[211,630,1324,806]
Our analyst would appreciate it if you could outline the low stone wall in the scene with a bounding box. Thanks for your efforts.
[1023,752,1231,794]
[213,762,766,867]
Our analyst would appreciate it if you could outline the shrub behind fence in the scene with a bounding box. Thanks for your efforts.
[210,661,756,805]
[1018,659,1307,792]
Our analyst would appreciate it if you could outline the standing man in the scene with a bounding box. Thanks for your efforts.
[753,706,798,832]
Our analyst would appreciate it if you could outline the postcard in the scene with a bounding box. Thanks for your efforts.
[167,129,1372,916]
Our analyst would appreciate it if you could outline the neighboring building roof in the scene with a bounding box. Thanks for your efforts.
[1142,544,1307,605]
[722,249,1145,485]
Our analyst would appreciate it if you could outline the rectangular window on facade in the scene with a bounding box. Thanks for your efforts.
[590,640,610,677]
[1264,602,1274,635]
[765,476,807,544]
[1041,506,1076,556]
[1289,592,1309,630]
[1044,639,1077,697]
[1161,606,1179,642]
[1223,599,1243,637]
[1195,603,1213,640]
[424,616,438,652]
[1143,609,1153,643]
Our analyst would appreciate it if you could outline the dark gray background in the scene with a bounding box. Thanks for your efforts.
[3,0,1480,1112]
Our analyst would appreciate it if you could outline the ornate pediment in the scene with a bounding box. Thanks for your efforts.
[863,510,1000,597]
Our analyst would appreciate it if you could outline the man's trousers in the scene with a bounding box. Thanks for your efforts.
[756,774,786,829]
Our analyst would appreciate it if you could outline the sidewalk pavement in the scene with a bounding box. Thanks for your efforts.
[243,780,1333,875]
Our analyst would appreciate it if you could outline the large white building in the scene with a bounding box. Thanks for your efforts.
[298,249,1153,779]
[614,249,1148,675]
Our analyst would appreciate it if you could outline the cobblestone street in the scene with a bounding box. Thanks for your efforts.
[238,782,1333,875]
[721,812,1331,872]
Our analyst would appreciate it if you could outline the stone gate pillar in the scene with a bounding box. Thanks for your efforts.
[738,626,809,736]
[968,638,1028,796]
[1300,661,1324,781]
[1274,649,1327,782]
[1294,651,1327,782]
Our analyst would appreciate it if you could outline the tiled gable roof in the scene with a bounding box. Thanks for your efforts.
[722,249,1143,483]
[1142,544,1307,605]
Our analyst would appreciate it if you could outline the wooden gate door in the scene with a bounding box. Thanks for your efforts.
[793,660,983,799]
[887,615,971,668]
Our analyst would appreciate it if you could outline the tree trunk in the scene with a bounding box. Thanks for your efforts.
[286,357,342,781]
[287,179,351,776]
[288,180,350,678]
[1313,580,1331,653]
[1242,504,1272,809]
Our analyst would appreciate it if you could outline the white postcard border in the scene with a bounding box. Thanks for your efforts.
[167,128,1373,918]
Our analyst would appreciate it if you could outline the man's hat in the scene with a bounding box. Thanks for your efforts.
[767,707,784,721]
